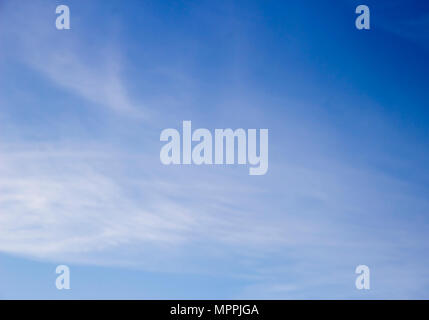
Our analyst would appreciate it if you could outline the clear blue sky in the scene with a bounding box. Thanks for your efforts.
[0,0,428,299]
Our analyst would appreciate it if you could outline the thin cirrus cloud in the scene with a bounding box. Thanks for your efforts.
[0,140,428,273]
[0,0,145,119]
[0,142,334,291]
[1,0,429,298]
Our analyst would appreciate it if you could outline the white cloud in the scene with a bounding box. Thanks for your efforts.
[0,143,279,263]
[0,0,145,118]
[0,137,428,298]
[1,0,429,298]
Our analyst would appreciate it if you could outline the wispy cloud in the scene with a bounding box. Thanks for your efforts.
[1,0,429,299]
[0,140,346,263]
[0,0,145,118]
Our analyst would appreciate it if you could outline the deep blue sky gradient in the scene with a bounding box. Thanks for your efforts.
[0,0,428,299]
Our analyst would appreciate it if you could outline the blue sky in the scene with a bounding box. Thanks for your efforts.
[0,0,428,299]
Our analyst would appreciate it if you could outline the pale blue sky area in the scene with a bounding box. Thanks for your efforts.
[0,0,428,299]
